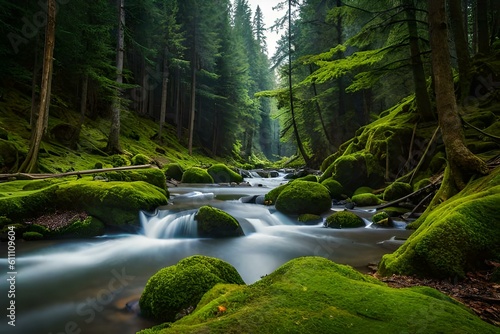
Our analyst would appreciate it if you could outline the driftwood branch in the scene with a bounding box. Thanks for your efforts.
[376,177,441,210]
[0,164,156,181]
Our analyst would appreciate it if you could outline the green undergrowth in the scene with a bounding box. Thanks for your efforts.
[379,166,500,279]
[138,257,497,334]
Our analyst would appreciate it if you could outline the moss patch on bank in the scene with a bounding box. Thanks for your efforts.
[138,257,497,334]
[379,167,500,278]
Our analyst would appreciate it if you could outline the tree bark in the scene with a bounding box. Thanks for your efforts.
[159,46,169,143]
[476,0,489,54]
[428,0,488,190]
[30,35,41,128]
[449,0,472,103]
[18,0,56,173]
[188,51,197,156]
[106,0,125,154]
[404,0,434,121]
[288,0,310,165]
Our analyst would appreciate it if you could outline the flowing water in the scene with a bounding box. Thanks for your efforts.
[0,176,412,334]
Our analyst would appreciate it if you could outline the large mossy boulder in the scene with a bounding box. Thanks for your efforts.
[351,193,383,206]
[325,211,365,228]
[383,182,412,201]
[106,169,168,192]
[181,167,214,184]
[164,163,184,181]
[0,179,168,227]
[195,206,244,238]
[320,178,344,199]
[139,255,245,322]
[207,164,243,183]
[379,167,500,278]
[275,180,331,215]
[138,257,498,334]
[264,183,288,204]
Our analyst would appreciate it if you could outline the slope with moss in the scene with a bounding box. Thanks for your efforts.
[379,166,500,278]
[138,257,497,334]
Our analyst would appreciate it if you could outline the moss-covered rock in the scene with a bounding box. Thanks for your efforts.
[413,178,432,191]
[383,182,412,201]
[207,164,243,183]
[264,183,288,204]
[295,174,318,182]
[297,214,322,225]
[138,257,497,334]
[195,206,244,238]
[351,193,383,206]
[131,154,151,165]
[275,180,331,215]
[139,255,245,322]
[320,178,344,199]
[164,163,184,181]
[106,169,168,192]
[325,211,365,228]
[379,167,500,278]
[429,151,446,174]
[372,211,393,227]
[22,231,44,241]
[353,186,374,196]
[181,167,214,184]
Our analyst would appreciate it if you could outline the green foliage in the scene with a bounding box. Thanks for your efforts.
[325,211,365,228]
[275,180,331,215]
[320,178,344,199]
[379,168,500,278]
[164,163,184,181]
[383,182,412,201]
[207,164,243,183]
[195,206,244,238]
[181,167,214,184]
[352,193,383,206]
[131,154,151,166]
[139,255,245,321]
[138,257,496,334]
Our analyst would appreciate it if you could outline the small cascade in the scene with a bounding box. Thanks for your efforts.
[140,210,199,239]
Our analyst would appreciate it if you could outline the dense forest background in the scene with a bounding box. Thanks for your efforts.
[0,0,499,171]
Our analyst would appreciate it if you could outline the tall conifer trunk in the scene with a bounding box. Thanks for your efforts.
[428,0,488,192]
[106,0,125,154]
[19,0,56,173]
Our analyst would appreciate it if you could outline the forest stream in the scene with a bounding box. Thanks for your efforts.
[0,174,413,334]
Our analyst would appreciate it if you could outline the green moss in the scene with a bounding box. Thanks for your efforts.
[383,182,412,201]
[379,167,500,278]
[110,154,129,167]
[207,164,243,183]
[0,139,18,172]
[131,154,151,165]
[297,214,322,224]
[383,206,411,217]
[139,255,245,322]
[428,151,446,174]
[296,174,318,182]
[413,178,431,191]
[325,211,365,228]
[275,180,331,215]
[320,178,344,199]
[264,183,288,203]
[138,257,496,334]
[164,163,184,181]
[372,211,393,227]
[106,169,168,193]
[22,231,44,241]
[320,152,342,172]
[353,186,373,196]
[351,193,382,206]
[181,167,214,184]
[195,206,244,238]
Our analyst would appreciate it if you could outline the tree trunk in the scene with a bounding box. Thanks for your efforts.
[18,0,56,173]
[159,47,169,143]
[404,0,434,121]
[188,53,197,156]
[106,0,125,154]
[175,70,182,140]
[476,0,489,54]
[30,35,41,128]
[428,0,488,190]
[491,0,500,45]
[288,0,310,165]
[462,0,469,45]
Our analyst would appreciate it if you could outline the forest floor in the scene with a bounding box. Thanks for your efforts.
[372,264,500,327]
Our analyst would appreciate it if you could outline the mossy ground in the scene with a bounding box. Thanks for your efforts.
[379,167,500,278]
[138,257,497,334]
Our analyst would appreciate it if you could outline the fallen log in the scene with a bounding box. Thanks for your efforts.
[0,164,157,181]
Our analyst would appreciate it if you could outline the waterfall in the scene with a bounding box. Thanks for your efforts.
[140,210,198,239]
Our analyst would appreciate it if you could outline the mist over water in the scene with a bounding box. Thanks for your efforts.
[0,180,412,334]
